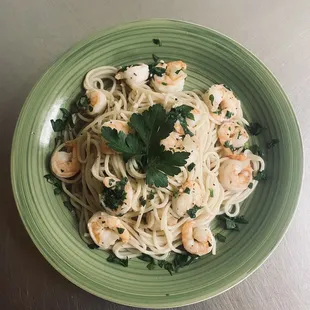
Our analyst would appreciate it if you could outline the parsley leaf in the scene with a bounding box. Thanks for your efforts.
[218,214,249,231]
[248,182,253,189]
[184,187,191,194]
[209,188,214,197]
[102,104,190,187]
[187,205,201,218]
[246,122,265,136]
[249,144,264,156]
[209,94,214,105]
[225,111,234,119]
[152,53,160,63]
[254,170,267,181]
[63,201,74,212]
[152,38,162,46]
[266,139,279,149]
[106,252,128,267]
[215,233,226,242]
[44,174,63,195]
[87,243,99,249]
[101,127,145,161]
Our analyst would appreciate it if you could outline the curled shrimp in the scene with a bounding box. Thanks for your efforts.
[101,120,130,154]
[204,84,241,122]
[151,60,187,93]
[218,121,249,154]
[218,154,253,191]
[88,211,130,249]
[115,64,149,88]
[51,141,80,178]
[102,176,133,214]
[86,89,107,115]
[172,180,203,217]
[181,221,213,256]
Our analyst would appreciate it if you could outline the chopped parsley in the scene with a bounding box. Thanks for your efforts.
[248,182,253,189]
[50,108,73,132]
[87,243,99,249]
[225,111,234,119]
[117,227,125,234]
[254,170,267,181]
[152,38,162,46]
[217,214,249,231]
[162,82,168,86]
[168,105,195,137]
[246,122,265,136]
[215,233,226,242]
[249,144,264,156]
[209,94,214,105]
[187,205,201,218]
[139,196,147,206]
[266,138,279,149]
[173,190,179,198]
[187,162,196,171]
[101,178,128,210]
[175,69,182,74]
[63,201,74,212]
[101,104,190,187]
[209,188,214,197]
[223,140,235,152]
[148,191,155,200]
[184,187,191,194]
[152,53,160,63]
[106,252,128,267]
[44,174,63,195]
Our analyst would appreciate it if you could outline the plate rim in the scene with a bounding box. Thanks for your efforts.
[11,18,304,308]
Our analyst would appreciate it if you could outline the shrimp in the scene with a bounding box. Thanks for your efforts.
[102,176,133,213]
[101,120,130,154]
[146,208,178,230]
[151,61,187,93]
[115,64,149,88]
[86,89,107,115]
[218,121,249,154]
[88,211,130,249]
[174,108,201,135]
[181,221,213,256]
[51,141,80,178]
[172,180,203,217]
[203,84,241,122]
[218,154,253,191]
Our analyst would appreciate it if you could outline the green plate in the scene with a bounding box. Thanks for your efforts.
[11,20,303,308]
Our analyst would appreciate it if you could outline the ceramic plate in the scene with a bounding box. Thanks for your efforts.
[11,20,303,308]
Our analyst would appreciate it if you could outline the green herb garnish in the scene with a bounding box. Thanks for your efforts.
[209,94,214,105]
[217,214,249,231]
[215,233,226,242]
[209,188,214,197]
[117,227,125,234]
[254,170,267,181]
[101,104,190,187]
[107,252,128,267]
[187,162,195,171]
[139,196,147,206]
[184,187,191,194]
[175,69,182,74]
[249,144,264,156]
[152,38,162,46]
[223,140,235,152]
[87,243,99,249]
[248,182,253,189]
[152,53,160,63]
[266,138,279,149]
[101,178,128,210]
[63,201,74,212]
[162,82,167,86]
[246,122,265,136]
[44,174,63,195]
[187,205,201,218]
[225,111,234,119]
[148,191,155,200]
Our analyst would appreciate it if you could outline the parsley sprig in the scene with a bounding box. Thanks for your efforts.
[101,104,191,187]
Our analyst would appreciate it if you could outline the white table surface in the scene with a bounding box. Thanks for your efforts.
[0,1,309,309]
